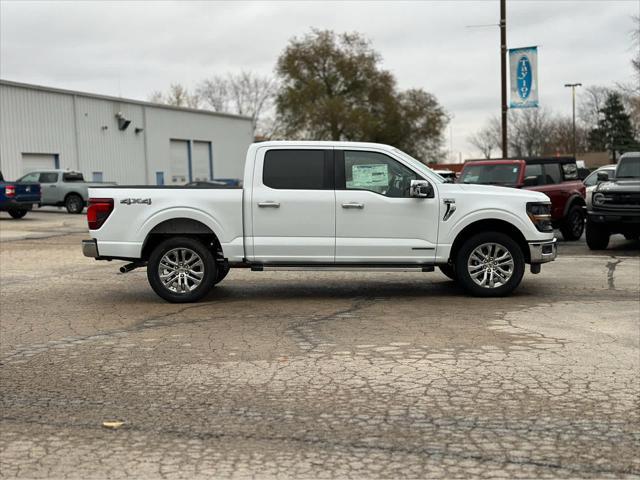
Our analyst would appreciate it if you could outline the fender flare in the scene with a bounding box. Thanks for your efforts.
[138,207,226,245]
[563,193,586,217]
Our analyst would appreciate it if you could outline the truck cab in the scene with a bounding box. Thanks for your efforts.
[459,157,586,240]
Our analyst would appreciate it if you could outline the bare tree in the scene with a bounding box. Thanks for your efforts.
[578,85,612,130]
[467,122,499,158]
[148,83,200,108]
[197,72,278,136]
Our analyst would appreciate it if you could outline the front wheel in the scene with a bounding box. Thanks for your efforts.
[147,237,217,303]
[65,194,84,214]
[8,209,28,219]
[455,232,525,297]
[585,221,609,250]
[560,205,585,241]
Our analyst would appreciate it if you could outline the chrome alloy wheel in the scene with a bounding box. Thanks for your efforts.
[467,242,514,289]
[158,248,204,293]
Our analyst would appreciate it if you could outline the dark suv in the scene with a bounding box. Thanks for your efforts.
[586,152,640,249]
[459,157,586,240]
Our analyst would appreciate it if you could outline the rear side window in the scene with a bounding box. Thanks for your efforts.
[39,173,58,183]
[63,172,84,182]
[544,163,563,184]
[263,150,332,189]
[562,163,578,180]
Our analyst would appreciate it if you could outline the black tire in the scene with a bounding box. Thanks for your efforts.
[147,236,217,303]
[585,221,609,250]
[65,194,84,214]
[438,264,457,281]
[454,232,525,297]
[215,261,230,284]
[559,204,585,241]
[8,209,27,219]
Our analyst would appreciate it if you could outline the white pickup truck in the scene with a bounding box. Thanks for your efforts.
[82,141,557,302]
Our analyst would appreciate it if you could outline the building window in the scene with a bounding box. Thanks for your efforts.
[156,172,165,186]
[92,171,103,182]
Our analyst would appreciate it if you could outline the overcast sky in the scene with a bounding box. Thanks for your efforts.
[1,0,638,160]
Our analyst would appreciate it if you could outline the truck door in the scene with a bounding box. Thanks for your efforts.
[251,148,335,263]
[38,172,60,205]
[334,149,439,263]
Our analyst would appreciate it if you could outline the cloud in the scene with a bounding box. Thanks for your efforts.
[1,0,637,159]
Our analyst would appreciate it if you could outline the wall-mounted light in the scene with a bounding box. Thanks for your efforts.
[101,125,108,130]
[115,112,131,131]
[135,127,144,134]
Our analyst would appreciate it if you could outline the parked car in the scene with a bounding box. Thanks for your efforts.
[586,152,640,250]
[17,170,116,213]
[0,171,41,219]
[82,141,557,302]
[583,164,616,209]
[432,169,456,183]
[459,157,586,241]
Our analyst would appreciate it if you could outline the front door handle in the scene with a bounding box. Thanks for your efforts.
[342,202,364,209]
[258,201,280,208]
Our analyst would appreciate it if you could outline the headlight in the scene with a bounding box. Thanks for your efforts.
[593,193,605,206]
[526,202,553,232]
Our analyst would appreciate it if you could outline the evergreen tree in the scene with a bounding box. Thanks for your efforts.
[588,92,638,162]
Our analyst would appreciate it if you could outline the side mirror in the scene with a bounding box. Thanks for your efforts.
[596,171,609,182]
[410,180,433,198]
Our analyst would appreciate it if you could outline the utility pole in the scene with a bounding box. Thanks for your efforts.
[500,0,508,158]
[564,83,582,159]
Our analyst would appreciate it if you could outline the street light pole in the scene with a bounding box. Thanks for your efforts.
[500,0,508,158]
[564,83,582,159]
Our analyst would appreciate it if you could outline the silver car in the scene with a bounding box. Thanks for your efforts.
[18,170,116,213]
[583,164,616,209]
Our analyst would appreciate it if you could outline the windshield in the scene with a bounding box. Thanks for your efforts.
[616,156,640,178]
[391,148,444,183]
[460,163,521,185]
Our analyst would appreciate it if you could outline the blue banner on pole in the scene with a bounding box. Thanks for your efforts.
[509,46,539,108]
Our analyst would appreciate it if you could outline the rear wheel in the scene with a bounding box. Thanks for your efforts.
[455,232,525,297]
[8,209,27,219]
[585,221,609,250]
[560,204,585,241]
[65,194,84,214]
[147,236,217,303]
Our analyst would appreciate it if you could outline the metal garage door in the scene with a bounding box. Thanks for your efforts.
[169,140,189,184]
[22,153,57,174]
[192,141,211,181]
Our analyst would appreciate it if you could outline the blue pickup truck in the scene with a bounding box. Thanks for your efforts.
[0,171,41,219]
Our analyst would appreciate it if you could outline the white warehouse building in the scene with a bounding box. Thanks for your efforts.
[0,80,254,185]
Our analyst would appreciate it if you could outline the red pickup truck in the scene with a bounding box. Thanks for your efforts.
[459,157,586,240]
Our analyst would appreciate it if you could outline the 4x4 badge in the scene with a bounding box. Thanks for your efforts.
[120,198,151,205]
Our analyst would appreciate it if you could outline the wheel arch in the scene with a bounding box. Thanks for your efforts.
[141,218,223,261]
[563,193,586,217]
[449,219,530,264]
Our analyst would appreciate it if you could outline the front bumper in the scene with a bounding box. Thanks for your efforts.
[528,238,557,264]
[82,239,98,258]
[587,210,640,224]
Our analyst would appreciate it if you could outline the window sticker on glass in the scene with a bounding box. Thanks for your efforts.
[348,164,389,189]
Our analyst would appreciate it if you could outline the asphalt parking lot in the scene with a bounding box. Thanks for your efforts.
[1,210,638,479]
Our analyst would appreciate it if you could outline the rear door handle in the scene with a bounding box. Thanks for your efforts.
[342,202,364,209]
[258,201,280,208]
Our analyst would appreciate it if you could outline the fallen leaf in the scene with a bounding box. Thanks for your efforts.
[102,420,124,429]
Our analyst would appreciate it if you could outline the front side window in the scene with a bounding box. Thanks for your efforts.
[343,151,419,198]
[39,172,58,183]
[544,163,563,184]
[263,150,331,190]
[523,164,543,186]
